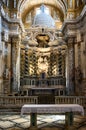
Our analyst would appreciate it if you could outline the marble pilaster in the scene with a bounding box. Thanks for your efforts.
[66,38,75,95]
[0,6,3,95]
[11,37,21,92]
[84,33,86,78]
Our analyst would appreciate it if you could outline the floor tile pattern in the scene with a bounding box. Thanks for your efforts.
[0,115,65,130]
[0,114,86,130]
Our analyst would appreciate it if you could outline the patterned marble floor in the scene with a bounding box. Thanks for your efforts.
[0,114,65,130]
[0,114,86,130]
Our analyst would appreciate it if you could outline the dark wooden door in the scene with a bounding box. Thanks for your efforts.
[38,95,55,104]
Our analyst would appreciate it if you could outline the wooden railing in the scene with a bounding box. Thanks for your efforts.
[55,96,86,108]
[0,96,38,107]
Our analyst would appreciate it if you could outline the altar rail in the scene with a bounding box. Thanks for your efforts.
[55,96,86,108]
[0,96,38,107]
[0,96,86,108]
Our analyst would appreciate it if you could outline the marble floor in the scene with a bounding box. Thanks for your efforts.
[0,114,65,130]
[0,114,86,130]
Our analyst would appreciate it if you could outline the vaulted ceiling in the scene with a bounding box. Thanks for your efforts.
[18,0,68,22]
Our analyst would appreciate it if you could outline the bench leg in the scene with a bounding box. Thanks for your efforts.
[30,113,37,130]
[65,112,73,130]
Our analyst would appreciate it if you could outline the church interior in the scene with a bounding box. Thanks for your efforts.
[0,0,86,130]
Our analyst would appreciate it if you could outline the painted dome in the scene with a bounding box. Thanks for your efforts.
[33,5,55,28]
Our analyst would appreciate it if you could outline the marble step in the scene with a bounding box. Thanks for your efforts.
[0,108,21,115]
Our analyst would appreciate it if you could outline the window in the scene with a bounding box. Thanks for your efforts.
[76,0,79,7]
[36,6,50,15]
[3,0,6,4]
[14,0,16,8]
[69,0,73,8]
[7,0,9,7]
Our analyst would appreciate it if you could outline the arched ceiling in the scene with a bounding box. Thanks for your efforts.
[18,0,68,22]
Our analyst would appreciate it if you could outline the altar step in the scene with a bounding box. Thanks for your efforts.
[0,107,21,115]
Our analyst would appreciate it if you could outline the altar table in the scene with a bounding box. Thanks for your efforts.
[21,104,84,128]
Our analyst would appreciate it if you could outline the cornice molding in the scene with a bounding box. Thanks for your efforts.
[1,6,24,33]
[62,5,86,33]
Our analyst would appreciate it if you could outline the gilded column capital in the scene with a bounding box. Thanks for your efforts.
[12,36,21,44]
[67,37,76,51]
[67,37,75,44]
[9,34,21,43]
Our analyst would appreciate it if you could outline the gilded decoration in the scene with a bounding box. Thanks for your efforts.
[0,0,86,96]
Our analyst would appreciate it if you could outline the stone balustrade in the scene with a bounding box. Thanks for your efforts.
[0,96,38,107]
[0,96,86,110]
[55,96,86,109]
